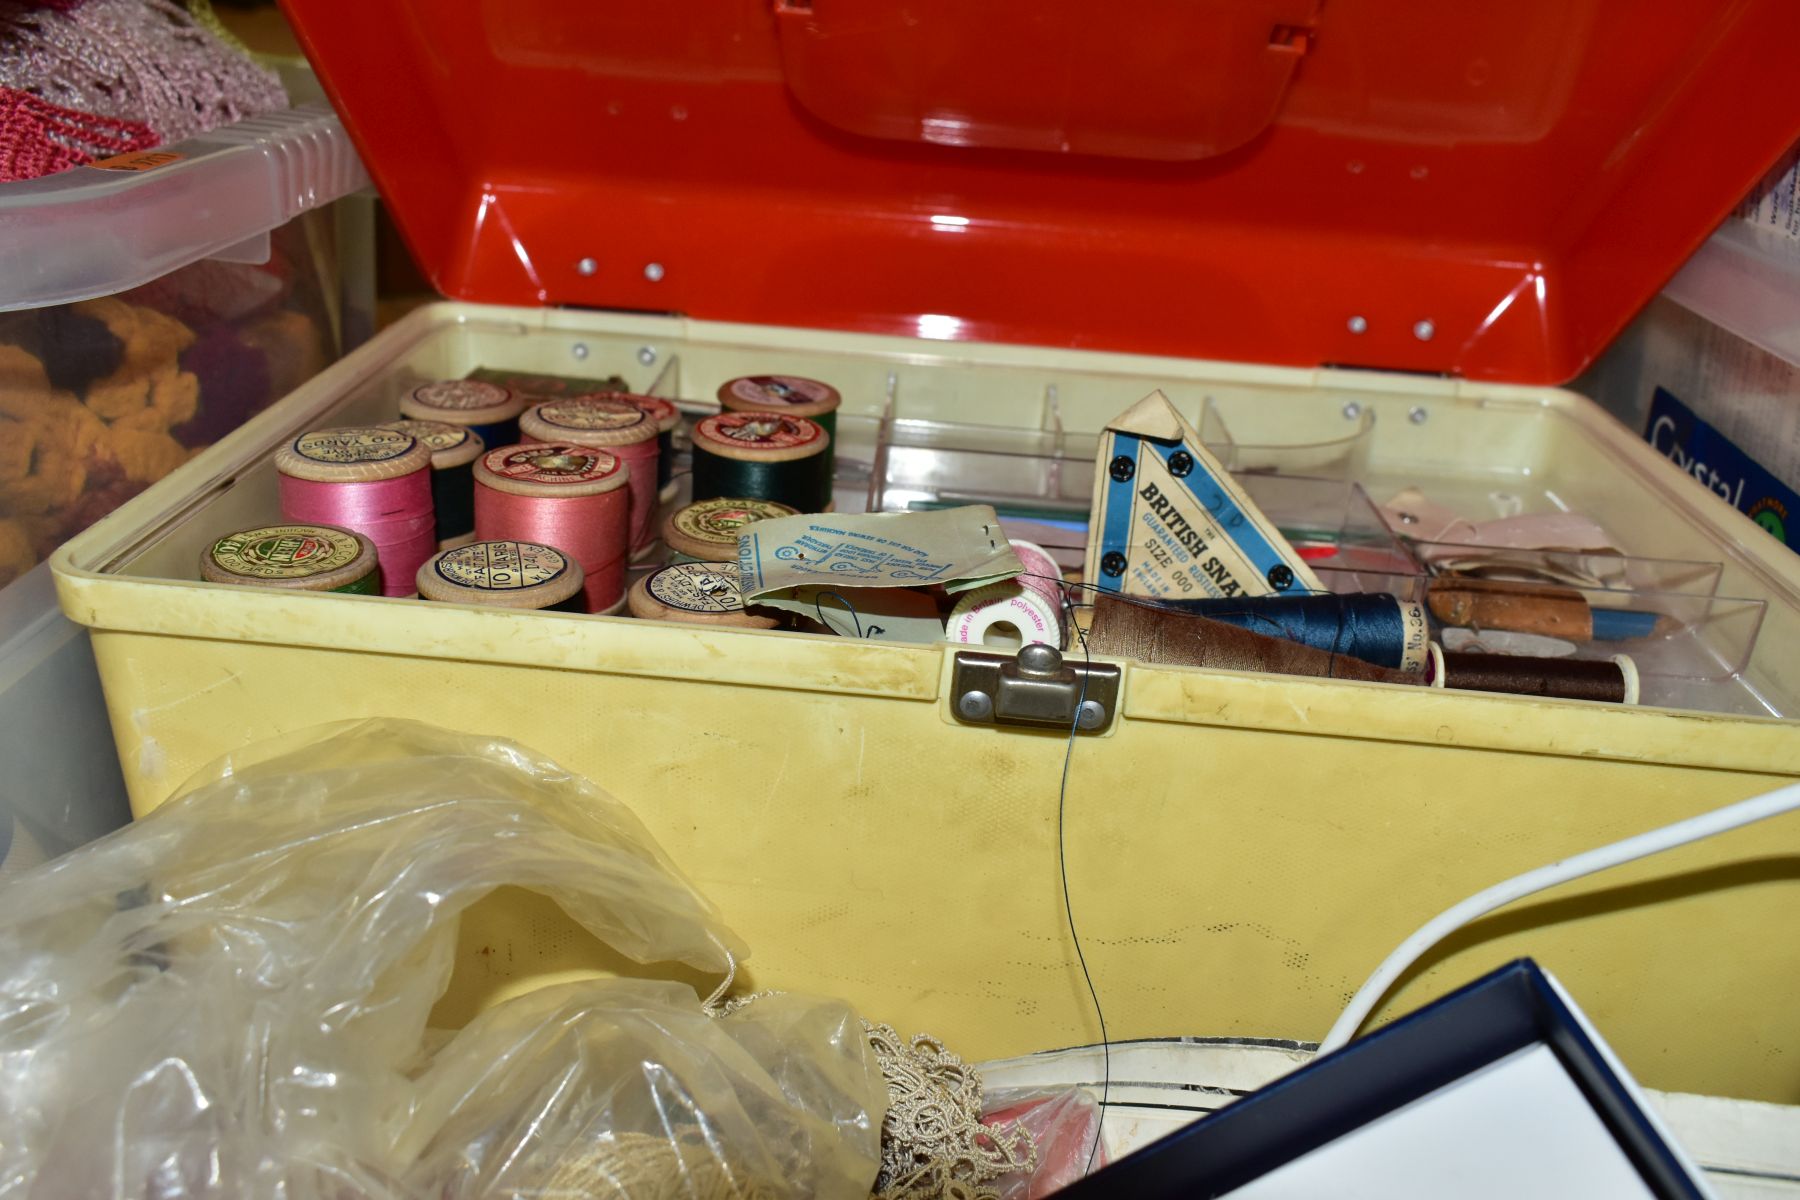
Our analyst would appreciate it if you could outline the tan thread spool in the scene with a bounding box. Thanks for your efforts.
[626,561,780,629]
[662,496,799,563]
[416,540,586,612]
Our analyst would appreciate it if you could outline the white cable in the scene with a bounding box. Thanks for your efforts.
[1318,779,1800,1056]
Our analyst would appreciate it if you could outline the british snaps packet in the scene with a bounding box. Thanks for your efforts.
[1085,391,1323,599]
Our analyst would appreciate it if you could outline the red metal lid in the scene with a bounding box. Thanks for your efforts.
[283,1,1800,383]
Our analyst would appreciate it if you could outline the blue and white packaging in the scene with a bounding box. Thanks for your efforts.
[1083,391,1322,599]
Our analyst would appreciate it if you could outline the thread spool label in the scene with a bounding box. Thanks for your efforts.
[412,380,513,411]
[616,393,680,428]
[385,419,473,454]
[1398,598,1430,673]
[948,587,1061,647]
[672,498,797,547]
[535,398,652,432]
[697,412,823,450]
[727,376,835,407]
[209,526,359,579]
[434,541,569,591]
[483,443,622,485]
[648,563,747,612]
[291,428,417,464]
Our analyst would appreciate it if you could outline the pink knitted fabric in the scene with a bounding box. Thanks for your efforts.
[0,81,155,180]
[0,0,284,161]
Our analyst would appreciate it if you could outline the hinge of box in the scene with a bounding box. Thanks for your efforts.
[950,644,1120,734]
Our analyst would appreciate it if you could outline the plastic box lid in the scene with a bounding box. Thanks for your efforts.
[280,1,1800,384]
[0,104,368,312]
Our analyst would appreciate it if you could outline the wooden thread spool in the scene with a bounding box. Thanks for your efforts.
[1087,593,1418,685]
[473,442,631,614]
[1427,577,1592,640]
[400,378,527,451]
[201,523,379,594]
[690,412,831,513]
[717,374,841,444]
[520,396,661,558]
[581,390,682,498]
[662,496,798,564]
[275,427,435,598]
[626,561,780,629]
[382,418,483,548]
[416,540,586,612]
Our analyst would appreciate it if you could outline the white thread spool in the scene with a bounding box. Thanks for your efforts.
[947,539,1067,650]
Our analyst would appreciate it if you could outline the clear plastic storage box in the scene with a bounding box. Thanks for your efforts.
[0,100,371,871]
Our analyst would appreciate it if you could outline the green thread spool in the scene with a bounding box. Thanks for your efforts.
[415,540,586,612]
[690,412,831,512]
[201,523,380,594]
[717,374,841,445]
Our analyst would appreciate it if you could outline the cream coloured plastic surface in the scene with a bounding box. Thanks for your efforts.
[52,303,1800,1103]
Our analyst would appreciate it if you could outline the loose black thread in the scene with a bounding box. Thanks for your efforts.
[811,590,864,638]
[806,571,1372,1177]
[1054,585,1111,1175]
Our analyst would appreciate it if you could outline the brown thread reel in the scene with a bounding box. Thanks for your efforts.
[1086,594,1416,685]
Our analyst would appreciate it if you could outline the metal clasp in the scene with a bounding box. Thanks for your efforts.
[950,644,1119,734]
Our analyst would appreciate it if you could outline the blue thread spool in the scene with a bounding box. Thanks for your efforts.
[1159,592,1430,673]
[401,379,527,455]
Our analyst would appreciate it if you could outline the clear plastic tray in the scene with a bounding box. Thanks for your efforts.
[0,105,368,313]
[79,308,1800,721]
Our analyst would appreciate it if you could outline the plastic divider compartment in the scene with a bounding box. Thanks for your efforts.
[1202,395,1376,481]
[1406,541,1725,596]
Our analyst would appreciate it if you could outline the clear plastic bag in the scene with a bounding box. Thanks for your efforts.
[981,1088,1107,1199]
[405,982,881,1198]
[0,719,885,1199]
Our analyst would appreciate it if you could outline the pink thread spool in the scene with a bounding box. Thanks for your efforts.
[947,539,1068,650]
[519,395,661,559]
[275,427,435,598]
[473,442,631,614]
